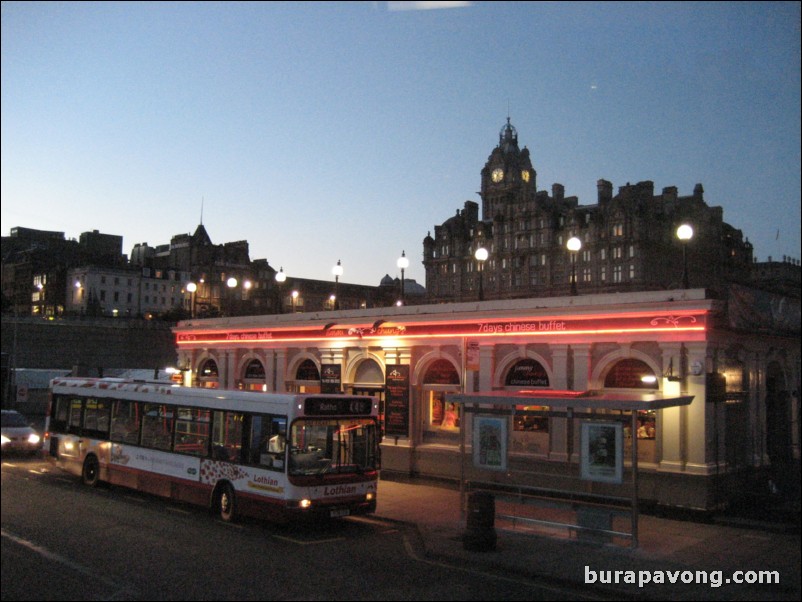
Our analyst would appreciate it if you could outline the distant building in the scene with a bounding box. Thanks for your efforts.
[3,223,414,320]
[423,118,796,302]
[66,265,191,318]
[131,224,402,317]
[1,227,126,317]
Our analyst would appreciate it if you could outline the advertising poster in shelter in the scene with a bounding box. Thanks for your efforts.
[473,415,507,471]
[580,421,623,483]
[384,364,410,436]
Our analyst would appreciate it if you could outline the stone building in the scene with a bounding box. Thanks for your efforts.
[173,285,800,512]
[423,118,758,302]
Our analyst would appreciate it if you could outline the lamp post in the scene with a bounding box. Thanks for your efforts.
[397,250,409,305]
[332,260,343,310]
[475,247,488,301]
[226,276,237,316]
[186,282,197,318]
[676,224,693,289]
[275,267,286,313]
[567,236,582,296]
[242,279,252,315]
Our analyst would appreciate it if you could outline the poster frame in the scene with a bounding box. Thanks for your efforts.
[580,420,623,484]
[472,415,508,471]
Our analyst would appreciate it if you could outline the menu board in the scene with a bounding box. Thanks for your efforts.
[321,364,341,394]
[384,364,410,436]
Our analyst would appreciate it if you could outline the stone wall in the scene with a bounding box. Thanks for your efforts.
[1,316,177,371]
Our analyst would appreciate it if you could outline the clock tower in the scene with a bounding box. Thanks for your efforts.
[480,117,536,219]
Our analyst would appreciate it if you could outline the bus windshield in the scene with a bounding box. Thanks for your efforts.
[289,418,378,476]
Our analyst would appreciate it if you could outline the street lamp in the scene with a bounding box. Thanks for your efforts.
[397,250,409,305]
[475,247,488,301]
[676,223,693,289]
[226,276,237,316]
[186,282,197,318]
[332,260,343,310]
[567,236,582,296]
[275,267,286,313]
[242,279,252,314]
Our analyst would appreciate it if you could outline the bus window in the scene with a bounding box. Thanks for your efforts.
[83,398,112,439]
[248,415,286,469]
[268,416,287,468]
[49,396,69,433]
[211,411,243,462]
[141,404,174,451]
[174,407,211,457]
[67,398,83,435]
[110,400,141,445]
[289,419,378,476]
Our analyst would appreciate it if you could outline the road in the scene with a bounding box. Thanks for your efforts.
[2,455,604,601]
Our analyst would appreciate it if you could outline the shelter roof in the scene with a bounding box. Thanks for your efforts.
[447,390,693,411]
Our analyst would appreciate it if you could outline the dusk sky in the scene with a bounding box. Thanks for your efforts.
[2,1,800,286]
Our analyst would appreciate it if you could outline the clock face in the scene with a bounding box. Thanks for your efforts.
[521,170,530,183]
[491,168,504,183]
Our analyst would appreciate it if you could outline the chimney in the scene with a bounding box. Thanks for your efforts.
[597,179,613,203]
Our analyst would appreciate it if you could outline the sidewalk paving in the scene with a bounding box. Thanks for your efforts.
[374,478,801,601]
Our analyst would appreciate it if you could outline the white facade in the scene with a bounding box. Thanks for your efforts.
[67,266,191,317]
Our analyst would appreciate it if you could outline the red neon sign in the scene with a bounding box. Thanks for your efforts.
[176,312,706,345]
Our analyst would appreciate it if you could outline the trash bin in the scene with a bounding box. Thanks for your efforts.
[576,506,613,544]
[463,491,497,552]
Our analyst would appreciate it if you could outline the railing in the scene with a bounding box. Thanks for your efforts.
[466,480,635,547]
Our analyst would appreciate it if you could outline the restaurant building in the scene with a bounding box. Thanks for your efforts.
[173,286,800,512]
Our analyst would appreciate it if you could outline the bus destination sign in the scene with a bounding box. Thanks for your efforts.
[305,397,373,416]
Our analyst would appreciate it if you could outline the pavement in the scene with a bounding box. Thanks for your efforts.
[373,476,801,601]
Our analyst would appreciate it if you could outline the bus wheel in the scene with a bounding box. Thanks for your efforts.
[217,483,237,522]
[82,455,100,487]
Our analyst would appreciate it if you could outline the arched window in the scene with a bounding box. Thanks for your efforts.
[199,359,218,377]
[295,359,320,381]
[506,359,550,443]
[603,358,656,389]
[505,358,549,387]
[198,359,219,389]
[244,359,265,380]
[423,359,460,385]
[355,359,384,385]
[422,359,461,442]
[605,358,658,453]
[241,359,266,391]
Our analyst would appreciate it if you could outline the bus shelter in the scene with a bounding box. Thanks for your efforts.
[447,390,694,548]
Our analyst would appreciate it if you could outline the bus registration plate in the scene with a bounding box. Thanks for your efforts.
[330,507,350,518]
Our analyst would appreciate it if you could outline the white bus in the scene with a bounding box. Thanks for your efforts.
[45,378,380,522]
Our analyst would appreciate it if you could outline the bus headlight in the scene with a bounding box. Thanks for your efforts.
[299,499,312,509]
[365,492,374,502]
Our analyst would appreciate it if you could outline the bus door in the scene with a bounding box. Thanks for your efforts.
[62,397,85,459]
